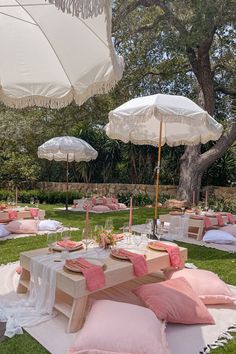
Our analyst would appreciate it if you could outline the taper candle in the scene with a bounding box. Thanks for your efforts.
[129,196,133,232]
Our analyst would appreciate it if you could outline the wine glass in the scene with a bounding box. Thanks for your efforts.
[104,218,113,233]
[123,222,131,245]
[35,199,39,208]
[47,233,57,253]
[30,197,34,205]
[145,219,153,240]
[81,228,93,251]
[133,232,144,248]
[156,223,164,241]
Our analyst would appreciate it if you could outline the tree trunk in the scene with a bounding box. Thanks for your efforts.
[177,145,203,203]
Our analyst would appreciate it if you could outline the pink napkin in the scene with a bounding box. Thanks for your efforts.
[227,213,235,224]
[204,216,213,229]
[30,208,39,218]
[216,213,225,226]
[66,258,105,291]
[57,240,80,248]
[116,249,148,277]
[153,242,183,269]
[8,210,17,220]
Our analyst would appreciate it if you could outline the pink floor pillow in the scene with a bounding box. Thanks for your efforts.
[117,203,127,210]
[166,268,236,304]
[133,277,214,325]
[6,219,39,234]
[220,225,236,237]
[68,299,169,354]
[91,205,110,212]
[106,203,119,210]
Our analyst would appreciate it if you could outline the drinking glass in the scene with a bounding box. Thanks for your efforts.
[61,228,71,242]
[133,233,143,248]
[47,233,57,253]
[145,219,153,240]
[35,199,39,208]
[30,197,34,205]
[81,228,93,251]
[156,223,164,241]
[104,218,113,233]
[123,222,131,245]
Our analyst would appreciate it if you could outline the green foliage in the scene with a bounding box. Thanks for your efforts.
[116,192,171,207]
[0,189,83,205]
[208,196,236,213]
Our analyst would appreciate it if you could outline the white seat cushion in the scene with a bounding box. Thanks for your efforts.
[38,220,62,231]
[203,230,236,244]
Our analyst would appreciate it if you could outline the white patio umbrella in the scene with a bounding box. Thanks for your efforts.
[0,1,123,108]
[106,93,223,222]
[38,136,98,210]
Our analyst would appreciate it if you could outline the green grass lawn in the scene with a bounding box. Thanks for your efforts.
[0,205,235,354]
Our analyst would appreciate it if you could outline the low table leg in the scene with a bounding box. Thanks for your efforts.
[67,295,88,333]
[17,268,30,294]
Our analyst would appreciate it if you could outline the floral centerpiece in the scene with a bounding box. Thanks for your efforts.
[96,230,117,249]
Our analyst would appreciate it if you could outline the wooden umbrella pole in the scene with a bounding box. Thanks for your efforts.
[66,154,69,211]
[154,119,163,221]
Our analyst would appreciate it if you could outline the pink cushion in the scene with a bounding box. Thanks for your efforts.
[167,268,236,304]
[68,300,169,354]
[117,203,127,210]
[221,225,236,237]
[6,220,39,234]
[133,277,215,325]
[106,203,119,210]
[91,205,110,212]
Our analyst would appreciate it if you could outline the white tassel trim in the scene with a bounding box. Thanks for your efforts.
[0,74,122,109]
[199,322,236,353]
[47,0,105,19]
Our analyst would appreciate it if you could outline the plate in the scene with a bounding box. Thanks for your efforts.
[64,258,105,273]
[111,248,146,260]
[52,241,83,252]
[148,241,178,251]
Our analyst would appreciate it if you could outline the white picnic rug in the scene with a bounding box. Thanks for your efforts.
[0,227,79,241]
[132,224,236,253]
[0,263,236,354]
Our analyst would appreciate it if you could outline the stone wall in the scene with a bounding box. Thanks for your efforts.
[37,182,177,198]
[37,182,236,201]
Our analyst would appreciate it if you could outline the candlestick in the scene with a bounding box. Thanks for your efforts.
[85,205,89,251]
[129,196,132,232]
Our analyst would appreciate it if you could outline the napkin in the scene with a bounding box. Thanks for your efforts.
[8,210,17,220]
[204,216,212,229]
[57,240,81,248]
[30,208,39,218]
[227,213,235,224]
[216,213,225,226]
[115,249,148,277]
[66,258,105,291]
[151,242,183,269]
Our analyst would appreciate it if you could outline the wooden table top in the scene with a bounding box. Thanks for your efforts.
[20,245,188,298]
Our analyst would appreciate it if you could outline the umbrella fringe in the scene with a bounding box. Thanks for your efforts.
[47,0,105,19]
[0,74,121,109]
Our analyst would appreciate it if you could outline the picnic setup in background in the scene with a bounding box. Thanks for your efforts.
[0,1,235,354]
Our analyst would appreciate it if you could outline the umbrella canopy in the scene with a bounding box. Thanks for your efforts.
[106,94,223,146]
[106,93,223,225]
[38,136,98,210]
[0,1,123,109]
